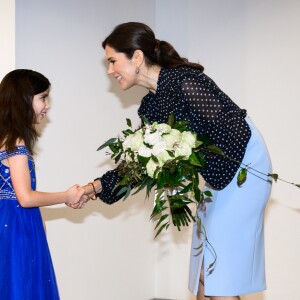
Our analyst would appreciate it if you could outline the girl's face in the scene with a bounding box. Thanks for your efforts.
[105,45,137,90]
[32,88,50,124]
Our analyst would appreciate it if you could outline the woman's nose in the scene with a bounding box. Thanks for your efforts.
[107,64,114,75]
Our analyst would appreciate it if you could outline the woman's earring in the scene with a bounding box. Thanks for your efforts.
[135,67,140,74]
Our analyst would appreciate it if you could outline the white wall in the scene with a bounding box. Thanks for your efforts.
[156,1,300,300]
[1,0,299,299]
[15,1,157,300]
[0,0,15,79]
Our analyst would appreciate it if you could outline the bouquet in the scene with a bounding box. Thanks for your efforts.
[99,114,221,237]
[98,114,299,238]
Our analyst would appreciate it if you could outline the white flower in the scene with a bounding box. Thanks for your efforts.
[161,129,181,150]
[122,130,144,151]
[146,159,161,178]
[153,123,172,134]
[144,131,162,146]
[174,141,192,159]
[122,135,133,150]
[152,141,167,156]
[181,131,197,148]
[138,144,152,157]
[129,131,144,151]
[157,150,172,165]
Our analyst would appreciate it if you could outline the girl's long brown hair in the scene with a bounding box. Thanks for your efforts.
[0,69,50,154]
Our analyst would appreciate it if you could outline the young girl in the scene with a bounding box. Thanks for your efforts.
[0,69,84,299]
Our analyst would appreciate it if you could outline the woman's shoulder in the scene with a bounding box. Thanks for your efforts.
[161,66,209,84]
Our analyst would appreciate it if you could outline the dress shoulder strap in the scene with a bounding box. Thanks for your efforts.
[0,145,31,160]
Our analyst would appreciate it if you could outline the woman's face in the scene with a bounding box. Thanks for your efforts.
[105,45,137,90]
[32,88,50,124]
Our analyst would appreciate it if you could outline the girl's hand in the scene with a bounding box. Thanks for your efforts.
[66,185,90,209]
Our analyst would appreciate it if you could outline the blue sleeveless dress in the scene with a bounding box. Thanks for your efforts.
[0,146,60,300]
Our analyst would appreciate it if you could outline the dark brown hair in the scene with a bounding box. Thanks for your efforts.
[0,69,51,154]
[102,22,204,72]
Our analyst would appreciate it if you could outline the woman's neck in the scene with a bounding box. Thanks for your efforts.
[137,65,161,93]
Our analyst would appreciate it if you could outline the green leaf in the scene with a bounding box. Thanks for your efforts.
[237,168,247,187]
[151,201,167,219]
[116,186,130,198]
[137,155,151,163]
[151,154,159,163]
[205,145,224,156]
[166,150,175,157]
[189,153,203,167]
[97,138,118,151]
[195,140,204,148]
[193,242,204,256]
[167,113,175,126]
[154,222,169,239]
[179,182,193,194]
[195,152,206,168]
[114,152,122,164]
[141,115,149,125]
[296,184,300,188]
[122,129,134,136]
[268,173,278,182]
[126,118,132,128]
[197,218,201,233]
[154,214,169,229]
[173,121,189,131]
[131,177,150,195]
[203,190,213,197]
[123,185,132,200]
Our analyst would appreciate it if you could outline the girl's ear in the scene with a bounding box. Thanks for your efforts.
[132,49,144,67]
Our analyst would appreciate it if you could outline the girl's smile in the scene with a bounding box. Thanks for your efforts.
[33,88,50,123]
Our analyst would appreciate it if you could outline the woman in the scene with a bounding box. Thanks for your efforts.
[80,22,272,300]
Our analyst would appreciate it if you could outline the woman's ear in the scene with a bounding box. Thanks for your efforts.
[132,49,144,67]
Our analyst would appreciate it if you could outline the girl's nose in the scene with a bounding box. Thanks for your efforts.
[45,100,51,109]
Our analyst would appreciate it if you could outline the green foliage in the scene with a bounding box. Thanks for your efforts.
[98,115,300,239]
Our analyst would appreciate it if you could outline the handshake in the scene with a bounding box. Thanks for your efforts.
[65,180,101,209]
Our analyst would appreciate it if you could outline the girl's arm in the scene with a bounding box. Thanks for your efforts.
[8,154,79,208]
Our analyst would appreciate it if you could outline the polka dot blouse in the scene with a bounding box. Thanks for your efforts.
[98,66,251,204]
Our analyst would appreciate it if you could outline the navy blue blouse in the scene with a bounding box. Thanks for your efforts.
[98,66,251,204]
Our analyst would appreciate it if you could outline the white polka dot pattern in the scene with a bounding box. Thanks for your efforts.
[138,66,251,190]
[99,66,251,204]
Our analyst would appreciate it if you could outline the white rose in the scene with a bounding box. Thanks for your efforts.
[157,150,172,165]
[153,123,172,134]
[138,144,152,157]
[161,129,181,150]
[146,159,161,178]
[181,131,197,148]
[174,141,192,159]
[152,141,167,156]
[130,131,144,151]
[122,135,133,150]
[144,131,161,146]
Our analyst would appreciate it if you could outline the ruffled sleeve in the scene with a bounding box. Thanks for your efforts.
[180,74,251,189]
[97,169,125,205]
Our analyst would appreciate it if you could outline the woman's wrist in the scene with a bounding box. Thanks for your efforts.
[93,178,102,194]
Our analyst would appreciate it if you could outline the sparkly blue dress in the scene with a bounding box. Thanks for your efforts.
[0,146,60,300]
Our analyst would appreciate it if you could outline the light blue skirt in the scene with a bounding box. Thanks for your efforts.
[188,117,272,296]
